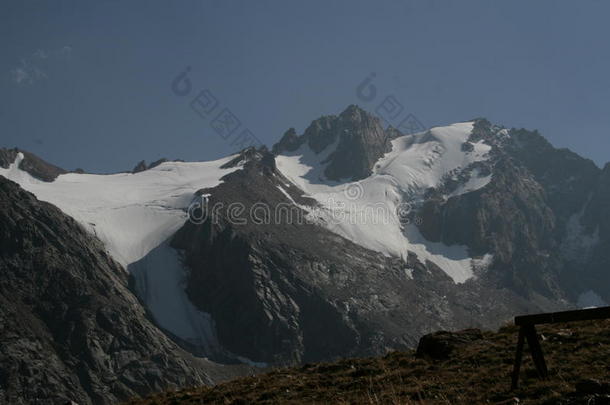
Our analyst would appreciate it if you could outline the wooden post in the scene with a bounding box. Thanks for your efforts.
[509,306,610,389]
[511,327,525,390]
[524,324,548,379]
[511,324,550,389]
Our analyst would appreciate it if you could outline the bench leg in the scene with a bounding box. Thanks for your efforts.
[511,327,525,390]
[524,324,548,379]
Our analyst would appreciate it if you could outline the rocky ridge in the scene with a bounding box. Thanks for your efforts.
[0,177,250,405]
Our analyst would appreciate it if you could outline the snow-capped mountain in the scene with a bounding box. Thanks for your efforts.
[275,118,493,284]
[1,105,609,401]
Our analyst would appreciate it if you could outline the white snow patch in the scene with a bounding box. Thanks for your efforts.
[471,253,494,273]
[372,122,492,196]
[577,290,607,308]
[449,169,492,198]
[403,225,475,283]
[276,122,492,284]
[497,128,510,138]
[130,242,219,351]
[0,153,237,266]
[276,184,297,205]
[273,136,342,191]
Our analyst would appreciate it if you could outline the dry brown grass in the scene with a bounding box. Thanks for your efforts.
[123,320,610,404]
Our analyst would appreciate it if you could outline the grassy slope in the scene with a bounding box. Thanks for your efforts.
[124,320,610,404]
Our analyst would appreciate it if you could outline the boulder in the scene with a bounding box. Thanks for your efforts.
[416,329,484,360]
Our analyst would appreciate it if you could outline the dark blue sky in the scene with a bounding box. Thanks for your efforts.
[2,1,609,172]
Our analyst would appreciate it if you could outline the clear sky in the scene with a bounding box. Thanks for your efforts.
[2,1,609,172]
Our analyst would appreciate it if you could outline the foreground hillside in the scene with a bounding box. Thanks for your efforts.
[125,320,610,405]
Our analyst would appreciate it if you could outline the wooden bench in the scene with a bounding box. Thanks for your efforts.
[511,306,610,389]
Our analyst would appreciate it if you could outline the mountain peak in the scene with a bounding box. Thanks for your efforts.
[271,128,300,154]
[338,104,371,121]
[0,147,66,182]
[272,106,392,181]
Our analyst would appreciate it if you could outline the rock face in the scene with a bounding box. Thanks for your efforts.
[0,177,242,405]
[578,164,610,297]
[417,121,562,297]
[172,149,553,365]
[272,105,392,181]
[0,148,17,168]
[0,147,66,181]
[414,119,609,301]
[131,158,169,173]
[132,160,148,173]
[170,114,610,365]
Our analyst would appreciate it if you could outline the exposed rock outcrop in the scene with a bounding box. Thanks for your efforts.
[0,147,66,181]
[416,329,484,360]
[0,177,245,405]
[131,158,169,173]
[172,148,551,365]
[272,105,393,181]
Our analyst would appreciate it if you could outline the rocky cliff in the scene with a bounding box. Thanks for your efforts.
[0,177,247,405]
[172,148,557,365]
[272,105,393,181]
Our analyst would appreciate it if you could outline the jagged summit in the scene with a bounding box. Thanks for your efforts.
[272,104,393,181]
[337,103,374,122]
[220,145,275,171]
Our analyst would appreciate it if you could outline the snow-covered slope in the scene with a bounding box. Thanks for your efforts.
[373,122,491,195]
[276,122,493,283]
[0,153,237,266]
[130,241,220,351]
[0,152,239,349]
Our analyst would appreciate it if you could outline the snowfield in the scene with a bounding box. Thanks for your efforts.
[276,122,494,283]
[0,152,239,348]
[373,122,492,194]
